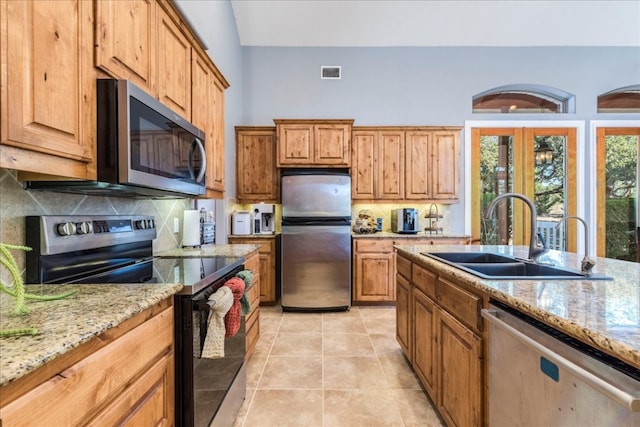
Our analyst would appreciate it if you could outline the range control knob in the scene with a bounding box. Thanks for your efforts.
[56,222,77,236]
[135,219,148,230]
[76,221,93,235]
[147,219,155,229]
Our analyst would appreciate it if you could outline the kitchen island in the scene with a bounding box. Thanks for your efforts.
[394,244,640,426]
[396,244,640,367]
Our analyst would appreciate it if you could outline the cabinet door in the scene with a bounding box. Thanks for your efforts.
[1,0,93,178]
[431,131,460,200]
[353,251,395,302]
[438,309,482,427]
[157,7,191,119]
[191,50,219,195]
[236,127,278,202]
[377,130,404,199]
[314,123,351,166]
[351,130,377,199]
[405,130,432,199]
[94,0,156,94]
[209,75,226,193]
[277,124,313,166]
[413,289,438,400]
[87,353,174,426]
[396,273,412,360]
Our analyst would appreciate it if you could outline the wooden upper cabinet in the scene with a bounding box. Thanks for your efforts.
[0,0,94,179]
[275,119,353,167]
[94,0,156,94]
[352,128,404,200]
[236,127,279,203]
[431,130,460,200]
[208,75,226,194]
[157,6,191,119]
[352,126,461,202]
[405,128,461,201]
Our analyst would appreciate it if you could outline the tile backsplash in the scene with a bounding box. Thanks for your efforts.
[352,203,451,234]
[0,168,192,285]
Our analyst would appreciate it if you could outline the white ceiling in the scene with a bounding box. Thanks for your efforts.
[230,0,640,47]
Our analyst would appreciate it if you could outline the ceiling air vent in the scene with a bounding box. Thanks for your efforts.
[321,66,341,80]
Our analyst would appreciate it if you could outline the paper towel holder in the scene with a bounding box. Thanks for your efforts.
[182,209,201,247]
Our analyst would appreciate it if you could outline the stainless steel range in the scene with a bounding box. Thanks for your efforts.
[25,215,247,427]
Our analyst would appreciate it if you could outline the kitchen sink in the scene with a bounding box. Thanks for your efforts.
[420,251,518,264]
[421,252,613,280]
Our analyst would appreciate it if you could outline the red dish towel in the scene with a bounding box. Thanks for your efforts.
[224,277,246,337]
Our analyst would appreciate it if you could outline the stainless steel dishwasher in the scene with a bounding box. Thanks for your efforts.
[482,303,640,426]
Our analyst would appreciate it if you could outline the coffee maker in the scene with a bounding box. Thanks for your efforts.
[252,203,275,234]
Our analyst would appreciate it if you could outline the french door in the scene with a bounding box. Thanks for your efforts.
[471,127,578,253]
[596,127,640,262]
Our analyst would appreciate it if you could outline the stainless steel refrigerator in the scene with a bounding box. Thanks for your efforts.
[280,171,351,311]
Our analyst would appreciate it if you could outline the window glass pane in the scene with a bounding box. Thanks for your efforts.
[480,135,513,244]
[604,135,639,261]
[534,136,566,250]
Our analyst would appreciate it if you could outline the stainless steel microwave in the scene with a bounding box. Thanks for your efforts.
[26,79,206,198]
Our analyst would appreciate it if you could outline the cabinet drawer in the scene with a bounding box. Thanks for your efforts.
[412,264,437,300]
[1,306,173,426]
[437,277,482,333]
[354,238,394,253]
[396,255,412,280]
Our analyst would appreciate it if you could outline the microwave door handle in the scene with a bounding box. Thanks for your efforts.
[188,137,207,183]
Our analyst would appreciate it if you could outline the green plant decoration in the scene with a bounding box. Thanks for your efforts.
[0,243,77,337]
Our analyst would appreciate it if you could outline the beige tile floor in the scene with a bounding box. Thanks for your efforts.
[232,305,444,427]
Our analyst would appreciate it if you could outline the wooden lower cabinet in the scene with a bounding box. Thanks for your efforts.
[395,272,412,358]
[353,238,395,302]
[242,250,261,358]
[438,309,483,427]
[396,253,484,426]
[0,300,174,426]
[229,237,277,305]
[413,288,438,399]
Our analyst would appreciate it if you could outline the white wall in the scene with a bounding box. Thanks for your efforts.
[240,46,640,233]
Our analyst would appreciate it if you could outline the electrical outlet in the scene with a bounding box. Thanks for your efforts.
[173,217,180,233]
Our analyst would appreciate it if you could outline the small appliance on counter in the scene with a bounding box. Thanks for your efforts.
[253,203,275,234]
[391,208,420,234]
[231,211,252,235]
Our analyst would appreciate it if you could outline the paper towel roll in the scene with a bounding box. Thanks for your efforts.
[183,210,200,246]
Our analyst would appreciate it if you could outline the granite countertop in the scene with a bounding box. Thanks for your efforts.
[155,243,261,258]
[353,231,470,239]
[394,244,640,370]
[0,283,182,387]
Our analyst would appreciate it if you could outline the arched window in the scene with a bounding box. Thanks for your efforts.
[472,84,576,114]
[597,85,640,113]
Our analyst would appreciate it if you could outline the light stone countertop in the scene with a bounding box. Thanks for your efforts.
[0,282,182,387]
[395,244,640,370]
[155,243,261,258]
[353,231,470,239]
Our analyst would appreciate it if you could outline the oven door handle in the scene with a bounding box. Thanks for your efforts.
[188,137,207,183]
[482,308,640,412]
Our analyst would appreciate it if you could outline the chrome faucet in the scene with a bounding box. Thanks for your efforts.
[485,193,549,263]
[556,216,596,275]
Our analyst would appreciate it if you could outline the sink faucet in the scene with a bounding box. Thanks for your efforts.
[555,216,596,275]
[485,193,549,263]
